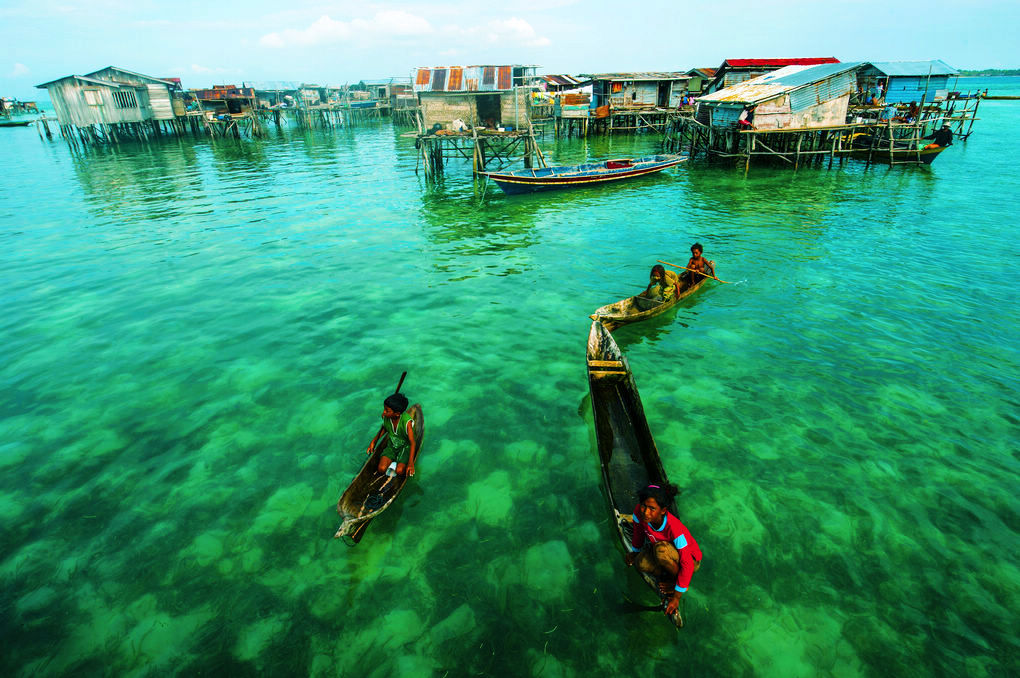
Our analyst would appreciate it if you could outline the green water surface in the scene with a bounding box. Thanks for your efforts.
[1,78,1017,677]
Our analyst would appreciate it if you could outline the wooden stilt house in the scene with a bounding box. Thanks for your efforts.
[412,65,537,131]
[36,67,178,132]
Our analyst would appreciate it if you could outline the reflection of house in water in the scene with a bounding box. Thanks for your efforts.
[36,65,182,146]
[412,65,544,178]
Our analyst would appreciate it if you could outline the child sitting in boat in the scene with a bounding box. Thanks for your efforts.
[366,393,418,478]
[686,243,715,281]
[643,264,681,302]
[625,483,702,616]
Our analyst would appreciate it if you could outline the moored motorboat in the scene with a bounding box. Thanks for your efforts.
[586,319,683,627]
[481,154,686,194]
[590,268,710,332]
[334,403,424,543]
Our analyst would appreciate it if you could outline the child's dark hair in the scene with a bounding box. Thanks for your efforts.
[651,264,665,277]
[384,393,408,413]
[638,483,679,508]
[691,242,703,254]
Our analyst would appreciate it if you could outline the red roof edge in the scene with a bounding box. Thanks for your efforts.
[724,57,840,68]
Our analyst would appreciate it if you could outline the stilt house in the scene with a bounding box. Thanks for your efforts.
[704,58,840,94]
[684,68,717,95]
[36,66,179,128]
[856,60,959,104]
[696,62,863,130]
[412,65,538,130]
[585,73,690,111]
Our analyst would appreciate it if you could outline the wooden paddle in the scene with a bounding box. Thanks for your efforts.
[657,259,730,284]
[394,370,407,394]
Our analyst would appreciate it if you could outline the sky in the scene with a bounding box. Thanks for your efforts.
[2,0,1018,99]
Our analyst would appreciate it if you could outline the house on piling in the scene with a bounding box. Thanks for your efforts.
[35,66,180,139]
[361,77,414,111]
[695,62,863,130]
[855,60,959,104]
[703,58,840,94]
[684,68,717,95]
[412,65,538,130]
[585,72,690,111]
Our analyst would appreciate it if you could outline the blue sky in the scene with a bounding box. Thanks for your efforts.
[2,0,1018,99]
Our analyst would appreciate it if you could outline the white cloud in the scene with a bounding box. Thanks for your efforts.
[488,17,551,47]
[9,62,30,77]
[259,11,432,48]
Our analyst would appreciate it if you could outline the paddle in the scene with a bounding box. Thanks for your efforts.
[394,370,407,394]
[657,259,730,284]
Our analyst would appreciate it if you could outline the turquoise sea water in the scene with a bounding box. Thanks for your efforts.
[2,77,1017,676]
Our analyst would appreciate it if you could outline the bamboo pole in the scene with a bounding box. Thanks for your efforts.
[657,260,730,284]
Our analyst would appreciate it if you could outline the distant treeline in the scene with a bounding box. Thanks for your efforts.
[958,69,1020,76]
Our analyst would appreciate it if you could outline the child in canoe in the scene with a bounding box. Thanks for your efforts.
[686,243,715,281]
[625,483,702,616]
[644,264,681,302]
[367,393,418,478]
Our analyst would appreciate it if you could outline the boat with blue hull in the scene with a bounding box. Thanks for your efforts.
[482,154,686,194]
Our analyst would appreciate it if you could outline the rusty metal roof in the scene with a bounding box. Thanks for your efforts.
[413,65,535,93]
[700,62,861,105]
[539,74,587,86]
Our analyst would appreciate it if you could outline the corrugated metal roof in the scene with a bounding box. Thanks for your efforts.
[413,65,526,92]
[84,66,176,86]
[700,62,862,105]
[866,60,958,76]
[35,74,128,89]
[724,57,839,68]
[540,74,586,86]
[584,72,689,81]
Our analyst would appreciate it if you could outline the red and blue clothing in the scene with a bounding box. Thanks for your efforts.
[630,508,702,593]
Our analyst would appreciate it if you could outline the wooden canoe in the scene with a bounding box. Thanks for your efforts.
[586,320,683,627]
[590,269,709,332]
[334,403,424,543]
[480,154,686,195]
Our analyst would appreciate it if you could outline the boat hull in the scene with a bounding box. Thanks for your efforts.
[586,320,682,628]
[334,403,424,542]
[484,155,686,195]
[590,270,709,332]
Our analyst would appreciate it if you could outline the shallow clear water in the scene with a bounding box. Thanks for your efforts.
[2,78,1017,677]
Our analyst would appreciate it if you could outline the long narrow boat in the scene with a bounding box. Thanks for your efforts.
[334,403,424,543]
[590,269,709,332]
[481,154,686,195]
[0,120,33,128]
[850,145,948,165]
[586,320,683,627]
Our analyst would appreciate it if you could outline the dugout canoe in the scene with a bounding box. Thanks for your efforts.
[334,403,424,543]
[586,320,683,627]
[480,154,686,195]
[590,269,709,332]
